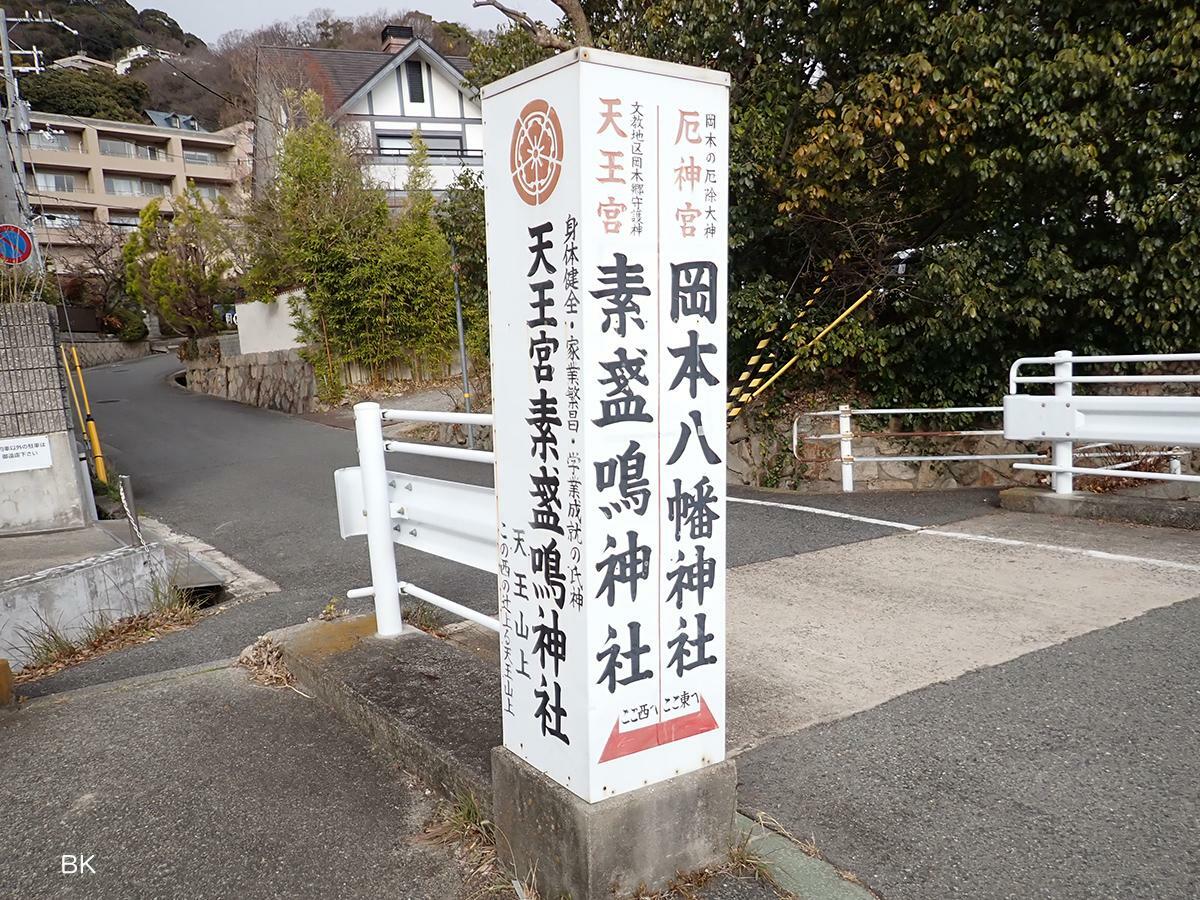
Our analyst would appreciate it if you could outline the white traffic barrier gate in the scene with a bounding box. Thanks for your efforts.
[336,401,499,636]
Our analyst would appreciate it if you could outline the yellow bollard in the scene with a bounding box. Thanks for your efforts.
[69,346,107,483]
[60,345,86,433]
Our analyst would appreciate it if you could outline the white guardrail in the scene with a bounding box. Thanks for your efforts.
[336,402,499,637]
[1004,350,1200,494]
[794,350,1198,494]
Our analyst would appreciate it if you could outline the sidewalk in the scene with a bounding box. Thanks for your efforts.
[1,663,462,899]
[1,662,786,899]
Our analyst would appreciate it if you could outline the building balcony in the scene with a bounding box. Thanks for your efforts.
[182,159,235,182]
[24,145,92,170]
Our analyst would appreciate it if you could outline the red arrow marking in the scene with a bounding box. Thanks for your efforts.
[598,697,718,763]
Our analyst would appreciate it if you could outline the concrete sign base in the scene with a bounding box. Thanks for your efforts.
[491,746,736,899]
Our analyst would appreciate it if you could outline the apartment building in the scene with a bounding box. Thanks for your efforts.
[20,111,252,269]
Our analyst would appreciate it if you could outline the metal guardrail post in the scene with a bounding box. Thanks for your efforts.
[354,401,403,636]
[838,404,855,492]
[1053,350,1074,494]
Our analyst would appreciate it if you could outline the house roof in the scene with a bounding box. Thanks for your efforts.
[257,46,396,110]
[145,109,206,131]
[333,38,472,120]
[53,53,116,71]
[258,41,473,114]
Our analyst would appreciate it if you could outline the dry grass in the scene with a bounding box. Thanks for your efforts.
[420,790,541,899]
[14,584,201,684]
[421,798,789,900]
[1074,444,1182,493]
[236,636,300,690]
[403,600,446,637]
[626,825,783,900]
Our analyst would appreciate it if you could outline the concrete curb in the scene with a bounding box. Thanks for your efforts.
[266,616,499,812]
[1000,486,1200,530]
[735,813,877,900]
[13,658,237,707]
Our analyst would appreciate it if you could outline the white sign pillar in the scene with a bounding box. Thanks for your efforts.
[484,49,730,804]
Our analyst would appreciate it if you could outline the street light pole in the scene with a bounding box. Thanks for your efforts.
[448,239,475,450]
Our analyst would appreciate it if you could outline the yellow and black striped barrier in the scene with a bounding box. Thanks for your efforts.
[728,287,875,421]
[727,277,829,421]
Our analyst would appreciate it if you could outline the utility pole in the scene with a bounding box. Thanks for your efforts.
[0,8,77,268]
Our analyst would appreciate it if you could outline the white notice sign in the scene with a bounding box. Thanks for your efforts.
[0,434,52,474]
[483,49,729,803]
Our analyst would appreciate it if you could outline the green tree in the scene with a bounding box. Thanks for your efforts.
[436,167,489,361]
[389,133,457,373]
[123,191,236,341]
[471,0,1200,408]
[21,67,150,122]
[245,94,458,395]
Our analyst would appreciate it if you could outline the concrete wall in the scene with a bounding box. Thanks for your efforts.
[0,431,91,531]
[235,295,305,355]
[0,543,167,671]
[70,333,152,368]
[0,303,89,532]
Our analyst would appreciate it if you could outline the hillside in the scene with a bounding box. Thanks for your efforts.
[9,1,203,63]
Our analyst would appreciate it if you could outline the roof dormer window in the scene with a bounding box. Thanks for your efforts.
[404,60,424,104]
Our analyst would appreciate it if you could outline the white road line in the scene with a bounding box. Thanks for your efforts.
[729,496,1200,574]
[729,496,923,531]
[917,529,1200,573]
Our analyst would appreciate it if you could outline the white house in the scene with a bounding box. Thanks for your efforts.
[253,25,482,202]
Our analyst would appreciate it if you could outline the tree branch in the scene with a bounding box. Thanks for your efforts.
[551,0,593,47]
[472,0,586,50]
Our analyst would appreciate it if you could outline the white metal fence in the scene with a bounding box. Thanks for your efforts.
[337,402,500,636]
[1004,350,1200,493]
[793,404,1038,492]
[794,350,1198,493]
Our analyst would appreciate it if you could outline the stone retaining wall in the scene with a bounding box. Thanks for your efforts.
[728,409,1043,491]
[184,347,316,415]
[71,333,151,368]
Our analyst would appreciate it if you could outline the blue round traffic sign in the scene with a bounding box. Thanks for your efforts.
[0,224,32,264]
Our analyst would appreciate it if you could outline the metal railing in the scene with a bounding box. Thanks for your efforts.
[347,401,499,637]
[793,405,1042,492]
[795,350,1198,493]
[1006,350,1200,493]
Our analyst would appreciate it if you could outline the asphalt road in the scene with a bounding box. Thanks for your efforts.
[739,596,1200,900]
[25,353,999,699]
[26,353,1198,900]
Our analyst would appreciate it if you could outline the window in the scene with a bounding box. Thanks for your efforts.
[34,171,76,192]
[423,133,464,155]
[377,132,463,158]
[405,60,425,103]
[29,131,71,151]
[36,211,81,229]
[377,134,411,157]
[103,175,168,196]
[108,212,141,228]
[184,148,218,165]
[99,138,134,158]
[190,182,221,201]
[100,138,165,160]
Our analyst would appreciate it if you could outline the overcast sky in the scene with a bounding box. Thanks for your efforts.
[147,1,565,43]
